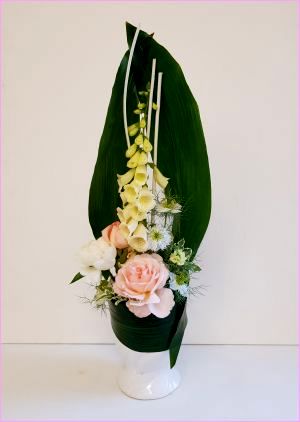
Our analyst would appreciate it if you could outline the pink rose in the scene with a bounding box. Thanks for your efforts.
[113,253,175,318]
[102,221,128,249]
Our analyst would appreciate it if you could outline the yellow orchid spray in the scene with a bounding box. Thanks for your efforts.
[116,81,167,249]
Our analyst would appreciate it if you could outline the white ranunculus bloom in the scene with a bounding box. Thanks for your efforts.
[79,237,117,279]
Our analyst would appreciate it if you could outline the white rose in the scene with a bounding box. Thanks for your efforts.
[79,237,117,281]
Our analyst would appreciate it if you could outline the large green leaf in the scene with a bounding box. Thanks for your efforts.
[109,299,187,368]
[89,23,211,255]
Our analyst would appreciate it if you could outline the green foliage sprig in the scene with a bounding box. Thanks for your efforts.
[92,278,126,310]
[165,239,201,274]
[162,239,201,299]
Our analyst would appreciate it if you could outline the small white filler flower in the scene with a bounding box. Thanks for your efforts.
[169,272,189,298]
[148,224,172,251]
[156,198,182,214]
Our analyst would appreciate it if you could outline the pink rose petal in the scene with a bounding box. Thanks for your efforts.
[126,301,151,318]
[148,288,175,318]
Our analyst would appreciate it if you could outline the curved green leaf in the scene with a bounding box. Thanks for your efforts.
[89,22,211,257]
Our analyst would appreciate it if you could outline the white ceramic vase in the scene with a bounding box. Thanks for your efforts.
[115,338,181,400]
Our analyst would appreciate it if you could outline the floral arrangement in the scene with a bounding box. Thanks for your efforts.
[72,85,201,320]
[70,23,211,367]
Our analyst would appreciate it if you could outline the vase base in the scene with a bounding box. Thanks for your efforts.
[117,367,181,400]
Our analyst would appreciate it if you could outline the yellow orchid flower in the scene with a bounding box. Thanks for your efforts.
[138,151,148,166]
[120,191,127,205]
[124,203,147,222]
[117,207,139,238]
[119,219,138,239]
[128,223,148,252]
[135,134,143,145]
[153,166,169,189]
[117,169,135,191]
[117,207,126,223]
[127,151,141,168]
[136,187,156,213]
[139,118,146,128]
[134,165,147,186]
[128,123,139,137]
[125,143,137,158]
[143,138,152,153]
[123,182,140,203]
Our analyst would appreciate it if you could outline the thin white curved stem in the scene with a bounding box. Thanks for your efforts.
[123,26,140,149]
[146,59,156,198]
[146,59,156,139]
[153,72,163,166]
[151,72,163,205]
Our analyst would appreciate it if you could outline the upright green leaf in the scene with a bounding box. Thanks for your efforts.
[89,23,211,256]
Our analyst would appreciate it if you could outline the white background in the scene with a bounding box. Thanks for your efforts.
[3,1,298,345]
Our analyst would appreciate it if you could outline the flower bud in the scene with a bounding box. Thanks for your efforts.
[128,123,139,137]
[138,91,148,97]
[139,118,146,128]
[152,103,158,110]
[135,134,144,145]
[137,103,146,109]
[143,138,153,153]
[138,151,148,166]
[170,250,186,266]
[127,151,141,168]
[125,143,137,158]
